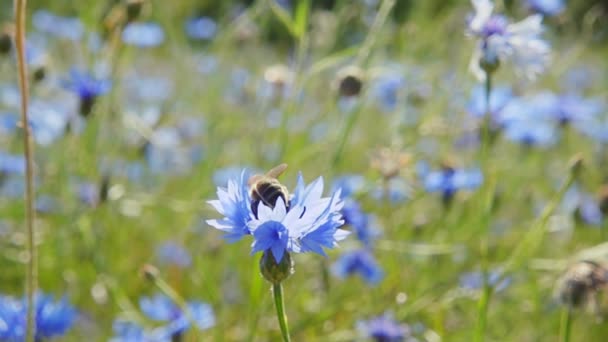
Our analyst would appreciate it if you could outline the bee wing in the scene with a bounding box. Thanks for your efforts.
[265,163,288,179]
[248,174,264,186]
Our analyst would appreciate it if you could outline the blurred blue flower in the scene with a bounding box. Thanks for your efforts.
[62,69,111,116]
[207,171,349,262]
[562,185,603,226]
[332,174,366,198]
[371,75,405,112]
[553,94,604,129]
[357,312,410,342]
[110,319,172,342]
[122,22,165,48]
[499,95,560,147]
[29,100,71,146]
[459,269,511,292]
[0,293,76,341]
[144,127,203,174]
[32,10,84,41]
[421,165,483,203]
[139,293,215,337]
[185,17,217,41]
[371,178,411,204]
[467,0,550,81]
[157,241,192,268]
[332,249,384,285]
[0,152,25,175]
[467,85,512,119]
[526,0,565,16]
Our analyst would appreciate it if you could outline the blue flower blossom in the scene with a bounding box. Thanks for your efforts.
[0,152,25,175]
[207,171,349,262]
[421,165,483,203]
[0,293,76,341]
[357,313,410,342]
[62,69,111,116]
[32,10,84,41]
[526,0,565,16]
[332,249,384,285]
[139,293,215,336]
[467,85,512,119]
[459,269,511,292]
[562,185,603,226]
[185,17,217,41]
[467,0,551,80]
[371,74,405,112]
[122,22,165,48]
[498,95,560,147]
[62,69,112,99]
[157,241,192,268]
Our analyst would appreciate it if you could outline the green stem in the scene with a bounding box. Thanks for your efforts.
[474,69,494,342]
[473,279,494,342]
[331,107,361,167]
[560,307,572,342]
[273,283,291,342]
[14,1,37,341]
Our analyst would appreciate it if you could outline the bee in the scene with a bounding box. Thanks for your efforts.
[248,163,289,217]
[556,260,608,310]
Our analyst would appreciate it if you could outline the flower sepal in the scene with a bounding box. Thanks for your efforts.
[260,250,294,285]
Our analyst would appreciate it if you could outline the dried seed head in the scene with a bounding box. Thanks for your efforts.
[125,0,145,22]
[264,64,293,93]
[556,260,608,309]
[370,147,411,180]
[336,65,364,98]
[0,23,15,55]
[141,264,160,282]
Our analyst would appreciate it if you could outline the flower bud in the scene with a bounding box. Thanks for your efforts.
[125,0,145,23]
[568,154,584,179]
[260,250,294,285]
[0,24,14,55]
[598,184,608,216]
[141,263,160,282]
[479,48,500,75]
[336,65,364,98]
[556,260,608,309]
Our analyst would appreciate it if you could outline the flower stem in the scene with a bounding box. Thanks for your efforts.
[14,0,37,341]
[473,281,494,342]
[474,69,494,342]
[560,307,572,342]
[272,283,291,342]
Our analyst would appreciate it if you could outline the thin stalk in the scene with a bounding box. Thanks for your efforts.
[331,0,395,167]
[474,70,494,342]
[14,0,37,341]
[559,307,572,342]
[145,266,201,340]
[473,280,494,342]
[273,283,291,342]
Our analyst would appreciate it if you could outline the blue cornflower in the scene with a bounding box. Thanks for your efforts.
[371,74,405,112]
[139,293,215,336]
[467,85,512,120]
[526,0,565,16]
[498,94,559,147]
[562,185,603,226]
[371,178,411,204]
[421,165,483,204]
[122,22,165,48]
[459,269,511,292]
[207,171,349,262]
[0,152,25,175]
[62,69,112,117]
[467,0,551,80]
[185,17,217,41]
[32,10,84,41]
[332,174,366,198]
[29,100,71,146]
[0,293,76,341]
[553,94,604,129]
[332,249,384,285]
[357,313,410,342]
[156,241,192,268]
[110,320,170,342]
